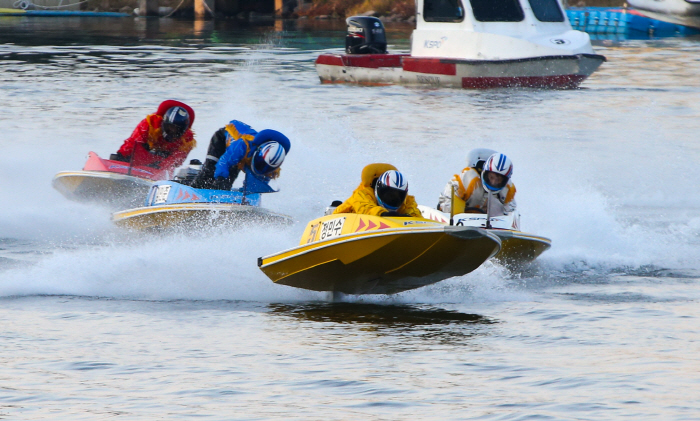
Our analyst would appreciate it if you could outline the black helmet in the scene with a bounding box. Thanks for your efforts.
[162,106,190,141]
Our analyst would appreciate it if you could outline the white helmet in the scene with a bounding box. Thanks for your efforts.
[252,141,286,175]
[466,148,497,172]
[375,170,408,211]
[481,153,513,192]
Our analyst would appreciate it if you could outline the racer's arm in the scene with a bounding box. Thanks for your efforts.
[333,186,386,216]
[503,183,516,204]
[501,183,517,212]
[116,119,149,159]
[214,140,248,179]
[351,187,388,216]
[438,179,458,213]
[461,172,479,201]
[155,130,196,171]
[399,195,422,218]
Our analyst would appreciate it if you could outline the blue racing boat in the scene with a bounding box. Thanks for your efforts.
[111,168,292,231]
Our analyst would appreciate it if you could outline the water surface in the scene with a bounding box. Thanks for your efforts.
[1,17,699,420]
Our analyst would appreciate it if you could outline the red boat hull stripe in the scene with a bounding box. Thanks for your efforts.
[402,57,456,76]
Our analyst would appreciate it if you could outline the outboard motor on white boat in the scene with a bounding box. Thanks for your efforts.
[345,16,387,54]
[173,159,202,184]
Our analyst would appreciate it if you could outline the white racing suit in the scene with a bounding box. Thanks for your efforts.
[437,167,517,215]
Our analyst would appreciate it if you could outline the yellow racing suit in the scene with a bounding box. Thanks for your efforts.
[334,185,422,217]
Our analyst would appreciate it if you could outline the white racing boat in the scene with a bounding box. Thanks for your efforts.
[316,0,606,89]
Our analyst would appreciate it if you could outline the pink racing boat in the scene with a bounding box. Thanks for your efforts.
[52,151,172,209]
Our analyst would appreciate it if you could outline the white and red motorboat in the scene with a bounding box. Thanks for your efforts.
[315,0,606,89]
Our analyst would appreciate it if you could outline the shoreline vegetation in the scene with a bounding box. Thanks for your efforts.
[295,0,417,21]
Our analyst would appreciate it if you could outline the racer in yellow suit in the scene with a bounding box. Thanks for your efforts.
[334,163,422,217]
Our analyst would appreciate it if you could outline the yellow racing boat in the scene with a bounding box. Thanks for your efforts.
[258,213,501,295]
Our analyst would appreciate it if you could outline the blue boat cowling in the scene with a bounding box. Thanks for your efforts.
[566,7,700,37]
[144,168,277,207]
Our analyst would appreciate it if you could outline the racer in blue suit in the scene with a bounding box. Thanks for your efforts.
[191,120,291,190]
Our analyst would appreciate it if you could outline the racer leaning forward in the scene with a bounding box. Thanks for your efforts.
[190,120,290,191]
[333,163,422,217]
[437,148,516,216]
[111,100,196,172]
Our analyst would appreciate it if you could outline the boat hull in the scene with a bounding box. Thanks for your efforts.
[259,214,501,295]
[316,53,606,89]
[419,206,551,266]
[52,170,153,209]
[490,230,551,267]
[53,152,169,208]
[112,203,292,231]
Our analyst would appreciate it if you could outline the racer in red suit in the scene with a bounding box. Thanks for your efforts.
[111,100,197,172]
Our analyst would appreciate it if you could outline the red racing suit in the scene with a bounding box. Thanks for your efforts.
[116,101,196,172]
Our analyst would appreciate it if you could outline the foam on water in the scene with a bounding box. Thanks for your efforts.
[1,42,699,303]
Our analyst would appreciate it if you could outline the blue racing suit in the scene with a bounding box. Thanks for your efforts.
[190,120,290,191]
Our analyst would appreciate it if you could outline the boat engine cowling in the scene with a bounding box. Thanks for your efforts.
[345,16,387,54]
[173,159,202,183]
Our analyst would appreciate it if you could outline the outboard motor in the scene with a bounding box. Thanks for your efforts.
[345,16,387,54]
[173,159,202,184]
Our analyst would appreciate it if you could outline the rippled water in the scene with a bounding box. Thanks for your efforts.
[1,17,699,420]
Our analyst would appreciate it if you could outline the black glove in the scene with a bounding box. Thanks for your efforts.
[151,149,171,158]
[109,153,128,162]
[214,177,229,190]
[382,211,411,217]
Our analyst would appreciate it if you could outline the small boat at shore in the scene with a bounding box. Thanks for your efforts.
[315,0,606,89]
[419,205,551,266]
[112,170,292,231]
[52,152,169,209]
[258,213,501,295]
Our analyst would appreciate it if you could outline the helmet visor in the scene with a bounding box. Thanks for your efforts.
[162,122,185,141]
[252,156,272,175]
[483,171,508,190]
[376,185,407,210]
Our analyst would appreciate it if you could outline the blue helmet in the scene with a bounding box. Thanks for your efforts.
[375,170,408,211]
[162,106,190,141]
[252,141,286,175]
